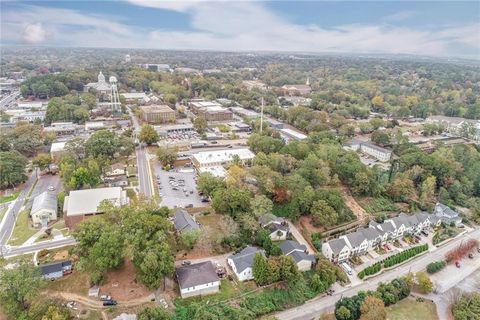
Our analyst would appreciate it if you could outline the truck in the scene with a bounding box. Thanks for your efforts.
[341,262,353,276]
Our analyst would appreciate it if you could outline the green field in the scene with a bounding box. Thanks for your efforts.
[8,210,38,246]
[0,193,18,204]
[387,298,439,320]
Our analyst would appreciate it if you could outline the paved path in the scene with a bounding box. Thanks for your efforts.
[275,228,480,320]
[287,220,315,253]
[4,237,77,258]
[175,252,233,269]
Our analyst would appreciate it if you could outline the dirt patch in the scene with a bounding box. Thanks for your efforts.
[53,249,69,261]
[339,185,368,221]
[100,259,151,302]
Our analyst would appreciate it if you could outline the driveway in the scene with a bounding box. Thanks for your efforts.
[286,220,315,254]
[174,252,233,271]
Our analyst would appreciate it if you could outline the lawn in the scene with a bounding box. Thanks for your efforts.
[387,298,439,320]
[0,193,18,204]
[8,210,38,246]
[43,270,91,296]
[0,207,7,222]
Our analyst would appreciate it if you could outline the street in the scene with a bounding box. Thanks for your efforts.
[275,228,480,320]
[3,237,77,258]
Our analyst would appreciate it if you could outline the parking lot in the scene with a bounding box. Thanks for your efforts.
[154,161,206,209]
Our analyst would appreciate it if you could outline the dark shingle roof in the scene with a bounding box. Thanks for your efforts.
[345,230,367,248]
[228,246,265,273]
[176,261,219,289]
[327,238,348,254]
[258,214,284,227]
[435,203,458,218]
[40,260,71,275]
[280,240,306,255]
[173,209,200,233]
[289,251,316,264]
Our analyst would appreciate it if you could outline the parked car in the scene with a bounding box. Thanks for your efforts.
[186,204,193,208]
[182,261,191,266]
[103,300,117,306]
[48,185,55,191]
[477,247,480,253]
[468,253,474,259]
[455,261,461,268]
[100,295,111,301]
[421,230,429,236]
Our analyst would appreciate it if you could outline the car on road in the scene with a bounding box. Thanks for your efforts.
[468,253,474,259]
[103,300,117,306]
[48,185,55,191]
[172,187,178,191]
[181,260,191,266]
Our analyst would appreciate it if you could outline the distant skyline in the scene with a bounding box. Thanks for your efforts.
[1,1,479,58]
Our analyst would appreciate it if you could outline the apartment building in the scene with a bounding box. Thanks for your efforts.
[141,104,176,124]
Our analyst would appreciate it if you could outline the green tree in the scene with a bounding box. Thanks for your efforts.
[369,118,384,130]
[310,200,338,227]
[416,272,433,294]
[157,147,178,167]
[212,187,251,218]
[40,304,72,320]
[85,130,118,158]
[371,130,391,146]
[0,262,42,319]
[279,255,301,283]
[251,194,273,217]
[180,229,201,250]
[9,123,43,157]
[0,151,28,188]
[138,307,172,320]
[197,172,226,198]
[68,167,99,189]
[89,228,124,272]
[336,306,352,320]
[134,240,175,290]
[33,153,53,171]
[252,252,269,286]
[193,117,208,134]
[139,124,159,145]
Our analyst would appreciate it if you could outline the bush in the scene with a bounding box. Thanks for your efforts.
[358,262,381,279]
[311,233,323,251]
[426,261,446,274]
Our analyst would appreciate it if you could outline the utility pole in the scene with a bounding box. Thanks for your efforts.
[260,96,264,134]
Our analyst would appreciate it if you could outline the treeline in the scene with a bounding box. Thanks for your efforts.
[20,72,92,98]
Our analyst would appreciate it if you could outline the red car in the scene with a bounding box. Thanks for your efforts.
[455,261,461,268]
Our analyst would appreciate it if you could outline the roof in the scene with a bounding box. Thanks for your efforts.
[141,104,174,113]
[65,187,126,216]
[267,223,289,233]
[228,246,265,273]
[280,128,308,140]
[359,227,381,241]
[280,240,307,255]
[50,142,66,153]
[173,209,200,232]
[289,251,316,264]
[193,148,255,166]
[327,238,348,254]
[435,203,458,218]
[176,261,219,289]
[198,166,227,177]
[258,214,284,227]
[120,92,147,99]
[344,230,367,248]
[31,191,57,215]
[361,142,392,154]
[40,260,71,275]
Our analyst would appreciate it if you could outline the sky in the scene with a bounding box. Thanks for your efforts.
[1,1,479,58]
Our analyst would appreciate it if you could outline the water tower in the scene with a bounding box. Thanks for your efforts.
[109,76,121,112]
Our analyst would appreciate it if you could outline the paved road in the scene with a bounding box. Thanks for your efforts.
[275,228,480,320]
[3,237,77,258]
[129,108,154,198]
[0,90,20,109]
[0,171,38,251]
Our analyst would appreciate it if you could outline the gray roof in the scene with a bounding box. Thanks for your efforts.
[344,230,367,248]
[280,240,307,255]
[176,261,219,289]
[40,260,71,275]
[327,238,348,254]
[435,203,458,218]
[267,224,289,233]
[359,227,381,241]
[173,209,200,233]
[258,214,284,227]
[31,191,57,215]
[229,246,265,273]
[289,251,316,264]
[378,220,396,233]
[361,142,392,154]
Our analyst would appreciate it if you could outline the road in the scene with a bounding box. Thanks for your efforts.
[129,107,154,198]
[0,90,20,109]
[0,171,38,251]
[3,237,77,258]
[275,228,480,320]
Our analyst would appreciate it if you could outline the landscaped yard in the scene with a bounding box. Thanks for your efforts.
[0,193,18,204]
[387,297,439,320]
[8,210,38,246]
[433,225,459,245]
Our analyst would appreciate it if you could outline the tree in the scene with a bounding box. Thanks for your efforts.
[117,136,135,157]
[40,304,72,320]
[336,306,352,320]
[85,130,118,158]
[33,153,53,171]
[226,165,246,187]
[139,124,159,145]
[371,130,391,146]
[416,272,433,294]
[138,307,172,320]
[0,262,42,319]
[157,146,178,167]
[193,117,208,134]
[0,151,28,188]
[212,187,251,218]
[69,167,99,189]
[197,172,226,198]
[371,96,384,112]
[310,200,338,227]
[9,123,43,157]
[279,255,301,283]
[360,296,386,320]
[89,228,124,273]
[180,229,201,250]
[251,195,273,217]
[452,293,480,320]
[134,240,175,290]
[252,252,269,286]
[369,118,385,130]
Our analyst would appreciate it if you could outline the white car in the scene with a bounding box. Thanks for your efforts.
[48,185,55,191]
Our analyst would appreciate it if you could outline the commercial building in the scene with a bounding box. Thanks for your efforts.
[63,187,128,228]
[141,105,176,124]
[228,246,266,282]
[17,101,44,109]
[7,109,45,123]
[120,92,147,103]
[279,128,308,142]
[266,117,284,129]
[189,99,233,122]
[426,116,480,141]
[84,72,112,95]
[344,140,393,162]
[154,123,195,137]
[85,121,106,131]
[193,148,254,169]
[50,142,67,161]
[43,122,79,136]
[230,107,260,119]
[31,191,57,227]
[176,261,220,298]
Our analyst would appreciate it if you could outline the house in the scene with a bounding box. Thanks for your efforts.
[50,142,67,161]
[106,164,126,177]
[344,140,392,162]
[227,246,265,281]
[63,187,129,228]
[106,175,128,188]
[434,203,462,226]
[40,260,72,280]
[176,261,220,298]
[322,238,350,263]
[258,214,288,241]
[173,208,200,233]
[31,191,57,228]
[280,240,315,271]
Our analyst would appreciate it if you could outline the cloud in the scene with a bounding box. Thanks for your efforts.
[382,10,417,22]
[22,23,47,44]
[1,2,479,58]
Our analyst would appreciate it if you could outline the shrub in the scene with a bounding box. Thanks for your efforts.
[311,233,323,251]
[426,261,446,274]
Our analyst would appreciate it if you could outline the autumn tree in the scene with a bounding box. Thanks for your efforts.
[360,296,386,320]
[193,117,208,134]
[139,124,159,145]
[157,146,178,168]
[416,272,434,294]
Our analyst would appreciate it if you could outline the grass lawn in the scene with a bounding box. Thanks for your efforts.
[8,210,38,246]
[0,207,7,222]
[0,253,34,267]
[43,270,90,296]
[387,298,439,320]
[0,193,18,204]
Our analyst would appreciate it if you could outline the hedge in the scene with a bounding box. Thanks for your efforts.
[426,261,446,274]
[358,244,428,279]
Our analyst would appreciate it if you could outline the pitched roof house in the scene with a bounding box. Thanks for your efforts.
[31,191,57,227]
[434,203,462,226]
[227,246,265,282]
[176,261,220,298]
[40,260,72,279]
[173,209,200,233]
[280,240,315,271]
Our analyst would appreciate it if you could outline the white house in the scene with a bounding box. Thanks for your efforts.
[434,203,462,226]
[343,140,392,162]
[31,191,57,228]
[258,214,289,241]
[228,246,265,282]
[322,238,350,263]
[176,261,220,298]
